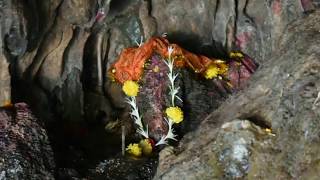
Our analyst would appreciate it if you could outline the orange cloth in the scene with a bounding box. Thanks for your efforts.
[109,37,214,83]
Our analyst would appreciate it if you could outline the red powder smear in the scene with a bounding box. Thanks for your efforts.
[300,0,314,12]
[228,61,252,90]
[235,32,251,49]
[95,9,105,22]
[272,0,282,16]
[241,55,258,73]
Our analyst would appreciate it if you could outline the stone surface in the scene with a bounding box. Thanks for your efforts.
[10,0,313,135]
[0,56,10,107]
[181,71,225,133]
[60,0,95,25]
[151,0,217,50]
[88,155,158,180]
[156,119,273,179]
[155,11,320,179]
[0,0,319,179]
[0,103,55,179]
[0,0,318,128]
[151,0,319,63]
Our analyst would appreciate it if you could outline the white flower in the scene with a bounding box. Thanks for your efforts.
[125,96,149,139]
[155,118,177,146]
[168,46,174,60]
[134,36,144,47]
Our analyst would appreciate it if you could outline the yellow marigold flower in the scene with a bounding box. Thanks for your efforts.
[204,65,220,79]
[122,80,139,97]
[229,52,244,59]
[139,139,153,156]
[216,62,228,75]
[126,143,142,157]
[165,106,183,124]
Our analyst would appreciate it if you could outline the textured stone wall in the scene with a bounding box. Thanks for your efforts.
[0,0,320,179]
[0,0,11,107]
[0,47,10,107]
[0,103,55,179]
[155,11,320,179]
[0,0,318,126]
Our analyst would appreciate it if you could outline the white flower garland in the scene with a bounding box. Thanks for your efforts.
[123,46,183,146]
[125,96,149,139]
[155,46,182,146]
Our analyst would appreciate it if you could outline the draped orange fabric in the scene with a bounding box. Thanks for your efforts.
[109,37,215,84]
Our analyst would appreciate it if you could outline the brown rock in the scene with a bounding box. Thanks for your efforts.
[155,11,320,179]
[0,55,10,107]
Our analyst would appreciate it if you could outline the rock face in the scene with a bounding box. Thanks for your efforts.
[89,156,158,180]
[151,0,320,62]
[0,0,319,179]
[0,0,317,133]
[155,11,320,179]
[0,0,317,128]
[0,55,10,107]
[0,103,55,179]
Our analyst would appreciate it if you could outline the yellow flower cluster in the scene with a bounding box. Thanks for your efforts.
[204,65,220,79]
[204,60,229,79]
[165,106,184,123]
[126,143,142,157]
[139,139,153,156]
[122,80,139,97]
[215,60,228,75]
[126,139,153,157]
[229,52,244,59]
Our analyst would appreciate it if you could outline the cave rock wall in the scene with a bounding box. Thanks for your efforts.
[0,0,319,133]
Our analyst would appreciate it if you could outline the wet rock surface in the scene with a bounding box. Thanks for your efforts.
[0,103,55,179]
